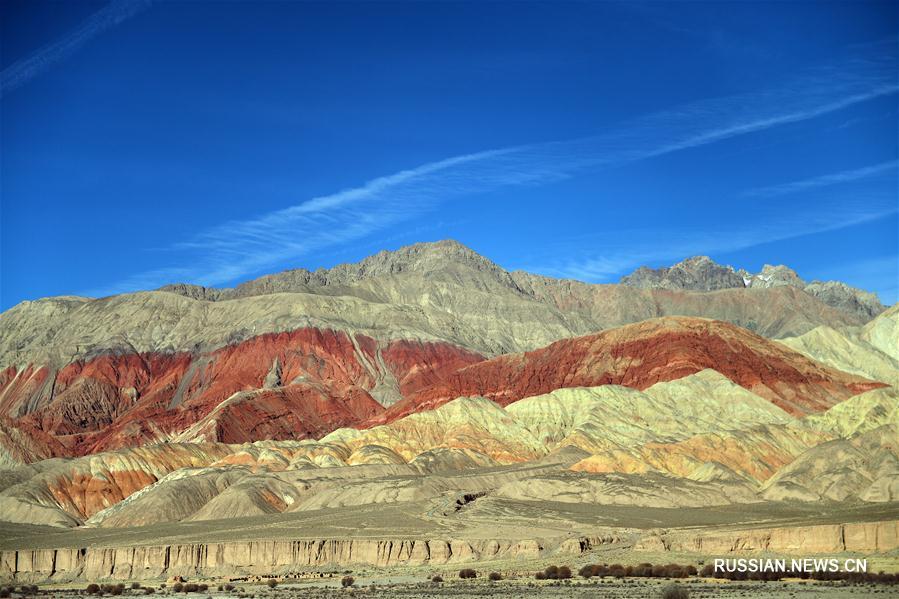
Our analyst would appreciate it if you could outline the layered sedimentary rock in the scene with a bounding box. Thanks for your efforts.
[636,520,899,554]
[2,520,896,582]
[3,370,894,530]
[0,329,482,458]
[862,304,899,362]
[0,242,883,461]
[760,425,899,503]
[378,317,883,423]
[0,444,232,526]
[0,418,66,468]
[2,312,880,462]
[570,386,898,487]
[0,240,895,578]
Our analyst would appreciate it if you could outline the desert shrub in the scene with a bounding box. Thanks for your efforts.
[661,582,690,599]
[224,585,235,592]
[132,583,141,589]
[558,566,572,579]
[0,588,10,599]
[86,584,101,595]
[340,576,354,588]
[144,588,154,595]
[197,585,207,592]
[543,566,558,579]
[430,575,442,583]
[534,572,546,580]
[184,584,199,593]
[685,565,698,576]
[609,564,626,578]
[265,580,277,589]
[458,568,477,579]
[578,565,594,579]
[488,572,502,581]
[172,584,183,593]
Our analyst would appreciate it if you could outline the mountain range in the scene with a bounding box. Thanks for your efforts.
[620,255,884,319]
[0,240,896,574]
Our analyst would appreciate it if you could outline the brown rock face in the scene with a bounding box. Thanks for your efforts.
[376,317,883,424]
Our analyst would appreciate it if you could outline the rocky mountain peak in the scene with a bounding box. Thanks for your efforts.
[330,239,504,279]
[749,264,805,289]
[620,255,746,292]
[620,256,886,320]
[158,240,510,301]
[803,280,886,321]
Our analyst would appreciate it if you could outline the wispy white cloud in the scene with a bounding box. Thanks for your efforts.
[743,160,898,198]
[85,49,898,297]
[0,0,152,98]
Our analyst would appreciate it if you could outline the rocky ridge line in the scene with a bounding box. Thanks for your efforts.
[620,255,885,320]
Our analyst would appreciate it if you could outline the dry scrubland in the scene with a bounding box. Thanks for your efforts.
[1,577,898,599]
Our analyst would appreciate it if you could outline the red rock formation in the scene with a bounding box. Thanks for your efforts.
[0,365,50,417]
[381,340,484,396]
[1,318,880,460]
[375,317,884,424]
[20,444,232,522]
[39,353,193,435]
[0,329,485,458]
[185,383,384,444]
[0,416,68,465]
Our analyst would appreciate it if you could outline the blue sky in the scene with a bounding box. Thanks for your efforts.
[1,0,897,310]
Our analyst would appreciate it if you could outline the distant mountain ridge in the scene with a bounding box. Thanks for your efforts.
[158,242,886,324]
[159,240,513,301]
[0,241,882,371]
[619,255,885,320]
[0,243,896,536]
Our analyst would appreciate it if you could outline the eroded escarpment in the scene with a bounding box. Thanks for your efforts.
[0,538,551,582]
[636,520,899,554]
[2,521,896,582]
